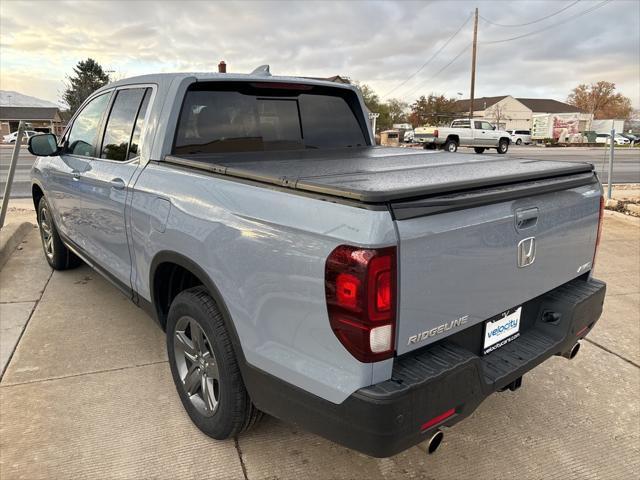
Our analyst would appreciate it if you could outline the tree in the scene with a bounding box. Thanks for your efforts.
[567,81,633,120]
[486,104,511,129]
[354,82,392,131]
[62,58,110,115]
[408,94,458,126]
[386,98,409,125]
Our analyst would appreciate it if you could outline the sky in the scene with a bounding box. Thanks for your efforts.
[1,0,638,109]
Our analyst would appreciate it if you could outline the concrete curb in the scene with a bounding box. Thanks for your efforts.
[0,222,34,270]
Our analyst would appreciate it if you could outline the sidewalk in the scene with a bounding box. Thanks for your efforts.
[0,207,638,479]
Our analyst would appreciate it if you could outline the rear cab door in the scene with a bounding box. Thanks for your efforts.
[450,119,473,145]
[76,85,153,288]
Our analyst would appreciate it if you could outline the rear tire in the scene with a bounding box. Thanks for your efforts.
[497,139,509,154]
[444,139,458,153]
[166,286,262,439]
[474,147,485,154]
[516,138,522,145]
[37,197,81,270]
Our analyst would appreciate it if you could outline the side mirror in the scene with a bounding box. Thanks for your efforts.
[28,133,59,156]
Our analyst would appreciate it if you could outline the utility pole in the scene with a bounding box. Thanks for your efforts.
[469,7,479,119]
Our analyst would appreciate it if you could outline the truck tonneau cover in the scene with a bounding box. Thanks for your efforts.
[165,147,594,203]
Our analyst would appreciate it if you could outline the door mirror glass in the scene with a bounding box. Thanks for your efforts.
[28,133,59,156]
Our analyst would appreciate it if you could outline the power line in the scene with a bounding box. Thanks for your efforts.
[381,12,473,99]
[481,0,611,45]
[402,43,472,100]
[479,0,581,28]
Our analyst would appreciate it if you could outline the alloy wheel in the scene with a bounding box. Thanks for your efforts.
[173,316,220,416]
[39,206,54,259]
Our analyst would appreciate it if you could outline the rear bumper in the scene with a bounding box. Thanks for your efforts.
[245,277,606,457]
[414,136,438,144]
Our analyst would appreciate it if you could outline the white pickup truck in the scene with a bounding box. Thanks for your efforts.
[414,118,512,154]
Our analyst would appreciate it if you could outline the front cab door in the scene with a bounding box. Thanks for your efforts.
[47,92,112,245]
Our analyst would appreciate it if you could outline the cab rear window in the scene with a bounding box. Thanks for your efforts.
[173,82,369,154]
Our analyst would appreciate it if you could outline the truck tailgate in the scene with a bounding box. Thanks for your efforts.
[392,178,602,355]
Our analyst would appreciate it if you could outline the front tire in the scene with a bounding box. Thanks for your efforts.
[167,286,261,439]
[444,139,458,153]
[474,147,485,154]
[497,139,509,154]
[37,197,80,270]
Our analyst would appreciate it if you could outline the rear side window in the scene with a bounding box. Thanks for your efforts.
[101,88,149,161]
[452,120,470,128]
[128,89,152,159]
[173,82,368,154]
[66,93,111,157]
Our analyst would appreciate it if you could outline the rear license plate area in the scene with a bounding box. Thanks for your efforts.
[483,306,521,355]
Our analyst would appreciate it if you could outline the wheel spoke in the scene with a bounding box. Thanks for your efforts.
[201,375,215,411]
[190,319,205,353]
[183,363,202,395]
[175,330,197,362]
[205,358,219,381]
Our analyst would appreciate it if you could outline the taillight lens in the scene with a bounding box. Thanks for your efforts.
[593,195,605,269]
[433,129,439,138]
[325,245,397,362]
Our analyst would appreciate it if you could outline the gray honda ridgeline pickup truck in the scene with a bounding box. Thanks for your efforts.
[29,69,606,458]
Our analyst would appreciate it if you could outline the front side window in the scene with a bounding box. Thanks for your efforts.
[173,82,367,154]
[481,121,494,130]
[101,88,148,161]
[66,93,111,156]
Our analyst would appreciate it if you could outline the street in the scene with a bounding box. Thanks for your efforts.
[1,145,639,200]
[0,205,638,479]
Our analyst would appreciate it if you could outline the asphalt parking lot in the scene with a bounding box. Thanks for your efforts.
[0,206,638,479]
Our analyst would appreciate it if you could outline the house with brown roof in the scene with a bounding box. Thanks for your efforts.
[452,95,592,131]
[0,91,66,137]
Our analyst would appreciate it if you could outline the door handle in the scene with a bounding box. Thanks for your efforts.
[515,207,539,230]
[110,178,126,190]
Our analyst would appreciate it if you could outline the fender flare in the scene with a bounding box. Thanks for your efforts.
[148,250,249,367]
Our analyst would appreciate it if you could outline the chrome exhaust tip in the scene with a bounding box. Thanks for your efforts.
[427,430,444,454]
[562,342,580,360]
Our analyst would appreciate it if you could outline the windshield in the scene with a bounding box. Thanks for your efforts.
[173,82,369,154]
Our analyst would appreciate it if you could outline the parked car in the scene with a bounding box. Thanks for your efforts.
[3,130,38,143]
[414,119,512,153]
[508,129,532,145]
[595,133,630,145]
[620,133,638,142]
[29,70,606,458]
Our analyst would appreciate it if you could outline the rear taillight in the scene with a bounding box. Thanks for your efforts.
[593,195,605,269]
[433,129,439,138]
[325,245,397,362]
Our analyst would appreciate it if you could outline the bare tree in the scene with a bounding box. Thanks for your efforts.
[486,104,511,129]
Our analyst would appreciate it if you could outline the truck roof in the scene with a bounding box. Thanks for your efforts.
[97,71,358,94]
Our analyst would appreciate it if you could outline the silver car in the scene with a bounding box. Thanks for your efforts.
[508,129,532,145]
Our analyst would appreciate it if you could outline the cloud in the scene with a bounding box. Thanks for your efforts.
[0,0,638,106]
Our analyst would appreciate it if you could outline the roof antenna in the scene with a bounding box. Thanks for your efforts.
[250,65,271,76]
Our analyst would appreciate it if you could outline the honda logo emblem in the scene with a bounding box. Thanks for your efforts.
[517,237,536,268]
